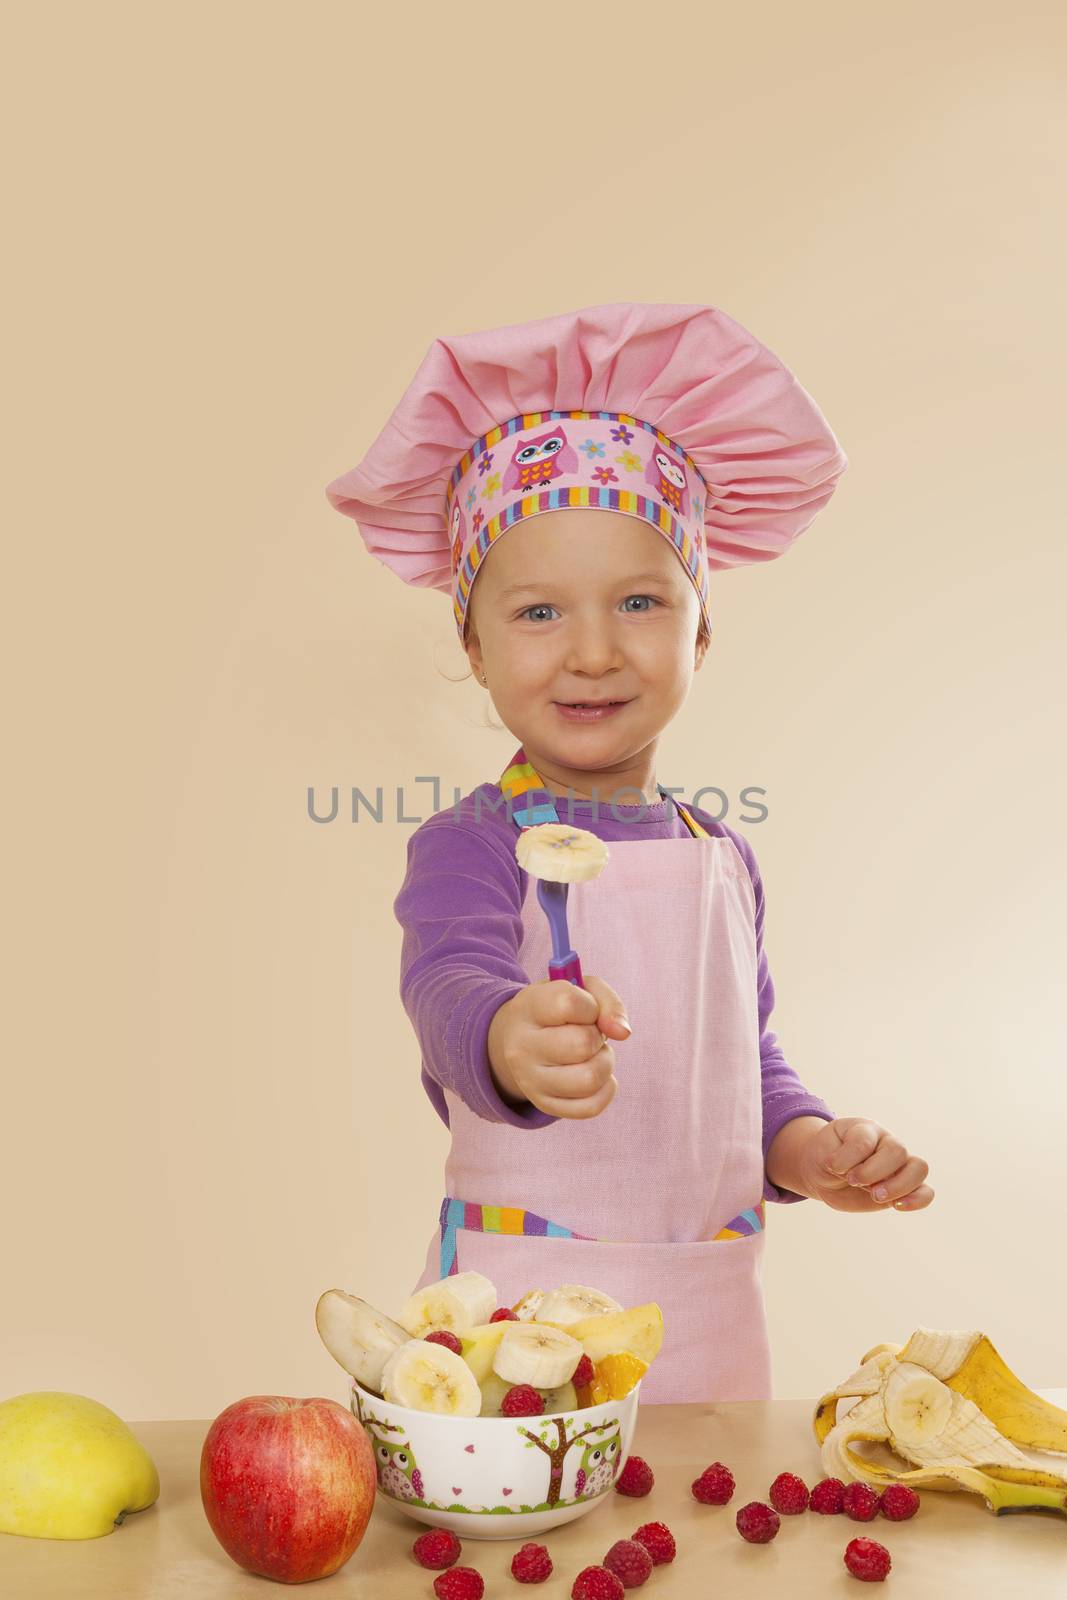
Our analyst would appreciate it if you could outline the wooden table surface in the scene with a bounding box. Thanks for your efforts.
[3,1392,1066,1597]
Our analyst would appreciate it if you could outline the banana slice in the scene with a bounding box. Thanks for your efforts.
[537,1284,623,1326]
[315,1289,410,1391]
[883,1364,954,1451]
[513,1288,546,1320]
[515,823,609,884]
[381,1337,482,1416]
[492,1320,584,1389]
[396,1271,497,1337]
[884,1364,1032,1470]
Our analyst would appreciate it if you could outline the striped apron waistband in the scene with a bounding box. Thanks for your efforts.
[438,1196,766,1277]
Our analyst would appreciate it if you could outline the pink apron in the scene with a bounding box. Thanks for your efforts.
[409,747,773,1404]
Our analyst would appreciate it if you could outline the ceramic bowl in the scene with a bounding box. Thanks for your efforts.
[349,1375,642,1539]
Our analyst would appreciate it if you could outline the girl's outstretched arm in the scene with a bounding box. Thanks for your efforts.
[394,810,559,1129]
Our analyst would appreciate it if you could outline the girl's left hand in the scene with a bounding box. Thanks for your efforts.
[799,1117,934,1213]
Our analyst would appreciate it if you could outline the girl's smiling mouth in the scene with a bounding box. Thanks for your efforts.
[554,699,631,721]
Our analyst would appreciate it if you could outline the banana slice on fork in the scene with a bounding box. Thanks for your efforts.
[515,823,609,883]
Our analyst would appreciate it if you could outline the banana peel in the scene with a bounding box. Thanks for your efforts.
[814,1329,1067,1518]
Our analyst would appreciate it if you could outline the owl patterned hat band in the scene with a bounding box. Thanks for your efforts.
[445,410,711,641]
[324,301,849,646]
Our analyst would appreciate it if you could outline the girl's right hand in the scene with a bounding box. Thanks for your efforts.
[487,974,632,1119]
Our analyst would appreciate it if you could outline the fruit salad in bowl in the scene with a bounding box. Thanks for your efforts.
[316,1271,662,1538]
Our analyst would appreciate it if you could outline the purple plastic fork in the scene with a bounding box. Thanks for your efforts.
[536,876,585,989]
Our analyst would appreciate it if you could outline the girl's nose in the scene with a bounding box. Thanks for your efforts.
[563,616,625,677]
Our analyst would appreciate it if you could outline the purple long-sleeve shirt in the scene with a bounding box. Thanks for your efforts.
[393,781,836,1205]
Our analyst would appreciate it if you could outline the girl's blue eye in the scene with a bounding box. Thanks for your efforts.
[518,596,659,622]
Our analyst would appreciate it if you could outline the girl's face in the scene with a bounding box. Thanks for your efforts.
[464,510,708,793]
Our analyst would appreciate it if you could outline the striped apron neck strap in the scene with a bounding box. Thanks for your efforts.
[497,745,710,838]
[498,747,561,828]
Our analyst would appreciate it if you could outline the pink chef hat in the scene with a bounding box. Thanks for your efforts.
[324,302,848,645]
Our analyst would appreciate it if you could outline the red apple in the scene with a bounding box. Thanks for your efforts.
[200,1395,376,1583]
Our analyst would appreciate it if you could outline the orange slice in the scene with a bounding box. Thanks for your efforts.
[586,1351,649,1402]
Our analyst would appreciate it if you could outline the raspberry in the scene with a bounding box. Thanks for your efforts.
[879,1483,920,1521]
[412,1527,462,1569]
[614,1454,654,1496]
[630,1521,676,1564]
[501,1383,545,1417]
[423,1329,463,1355]
[810,1476,846,1514]
[511,1541,552,1582]
[571,1567,625,1600]
[572,1352,595,1386]
[735,1501,781,1543]
[844,1536,892,1582]
[433,1567,484,1600]
[842,1482,881,1522]
[490,1306,519,1322]
[603,1538,653,1588]
[769,1471,810,1514]
[691,1460,735,1504]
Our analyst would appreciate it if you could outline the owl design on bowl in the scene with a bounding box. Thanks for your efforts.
[573,1426,623,1497]
[369,1426,425,1502]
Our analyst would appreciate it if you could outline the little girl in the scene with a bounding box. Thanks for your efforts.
[326,301,934,1404]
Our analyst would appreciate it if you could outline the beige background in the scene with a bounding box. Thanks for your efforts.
[4,2,1064,1423]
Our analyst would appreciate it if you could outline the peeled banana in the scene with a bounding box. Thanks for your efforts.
[380,1338,482,1417]
[814,1327,1067,1517]
[396,1271,497,1338]
[514,823,609,883]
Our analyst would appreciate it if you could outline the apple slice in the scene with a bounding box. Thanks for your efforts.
[315,1289,410,1391]
[458,1321,511,1383]
[541,1303,664,1366]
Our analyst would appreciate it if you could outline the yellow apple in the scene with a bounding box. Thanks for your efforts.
[542,1303,664,1366]
[0,1391,159,1539]
[458,1320,511,1383]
